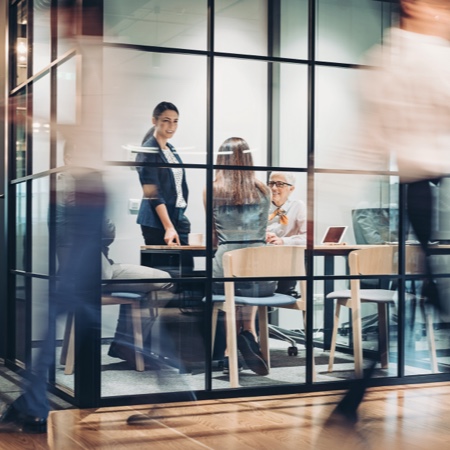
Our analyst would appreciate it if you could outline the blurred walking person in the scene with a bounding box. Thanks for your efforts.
[330,0,450,424]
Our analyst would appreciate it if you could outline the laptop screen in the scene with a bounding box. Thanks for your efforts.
[321,226,347,244]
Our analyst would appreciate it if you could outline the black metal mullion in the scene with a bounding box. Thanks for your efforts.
[304,0,317,386]
[204,0,215,393]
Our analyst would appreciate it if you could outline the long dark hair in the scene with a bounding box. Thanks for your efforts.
[141,101,179,145]
[213,137,269,206]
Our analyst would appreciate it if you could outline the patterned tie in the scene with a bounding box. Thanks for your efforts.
[268,207,288,225]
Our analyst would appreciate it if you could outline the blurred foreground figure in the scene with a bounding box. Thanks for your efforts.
[0,162,106,434]
[0,0,106,433]
[329,0,450,425]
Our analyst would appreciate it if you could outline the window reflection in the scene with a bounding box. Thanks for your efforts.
[215,0,268,56]
[32,75,51,174]
[14,0,28,86]
[316,0,384,65]
[103,0,208,51]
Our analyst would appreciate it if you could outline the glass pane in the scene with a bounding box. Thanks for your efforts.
[314,173,399,383]
[276,62,308,168]
[215,0,268,56]
[33,0,51,74]
[214,58,267,166]
[103,0,208,51]
[16,183,27,271]
[56,57,77,167]
[103,48,207,165]
[32,74,51,174]
[279,0,308,60]
[13,92,27,179]
[31,278,50,370]
[15,275,27,365]
[32,177,49,275]
[87,166,206,396]
[315,66,369,170]
[13,0,28,87]
[316,0,384,65]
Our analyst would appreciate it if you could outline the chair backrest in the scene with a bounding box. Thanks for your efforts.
[349,245,396,276]
[222,246,306,278]
[222,246,306,297]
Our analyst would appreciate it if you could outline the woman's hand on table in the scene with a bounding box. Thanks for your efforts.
[266,232,283,245]
[164,227,180,245]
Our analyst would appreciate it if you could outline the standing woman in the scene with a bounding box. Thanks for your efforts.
[136,101,192,275]
[207,137,276,375]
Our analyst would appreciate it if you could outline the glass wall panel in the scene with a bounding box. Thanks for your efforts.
[279,0,308,60]
[31,177,49,275]
[102,48,207,165]
[56,57,77,167]
[214,58,267,165]
[215,0,267,56]
[315,66,379,171]
[103,0,208,51]
[209,168,309,388]
[275,62,308,168]
[15,274,27,365]
[97,167,207,396]
[33,0,51,75]
[15,182,27,272]
[316,0,384,65]
[31,278,49,369]
[12,91,27,178]
[32,74,51,174]
[314,173,399,383]
[13,0,28,87]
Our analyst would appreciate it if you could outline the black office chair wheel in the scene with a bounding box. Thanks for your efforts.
[288,346,298,356]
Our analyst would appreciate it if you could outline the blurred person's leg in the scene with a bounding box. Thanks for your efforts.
[407,180,442,311]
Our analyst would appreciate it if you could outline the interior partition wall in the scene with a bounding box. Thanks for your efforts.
[4,0,450,409]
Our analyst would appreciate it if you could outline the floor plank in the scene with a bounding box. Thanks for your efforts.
[2,383,450,449]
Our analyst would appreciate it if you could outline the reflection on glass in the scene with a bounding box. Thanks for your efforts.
[13,92,27,179]
[315,66,363,170]
[15,183,27,272]
[279,0,308,59]
[316,0,384,64]
[15,275,27,365]
[103,0,207,51]
[215,0,268,56]
[56,57,77,167]
[102,48,206,164]
[32,75,51,174]
[31,279,50,369]
[31,178,49,275]
[14,0,28,87]
[214,58,267,166]
[276,62,308,168]
[314,173,401,383]
[33,0,51,75]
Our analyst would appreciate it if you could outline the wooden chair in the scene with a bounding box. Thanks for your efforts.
[326,245,437,378]
[211,246,312,388]
[61,292,147,375]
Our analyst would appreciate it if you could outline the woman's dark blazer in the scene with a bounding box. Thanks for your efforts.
[136,135,189,230]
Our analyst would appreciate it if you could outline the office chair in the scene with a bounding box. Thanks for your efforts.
[326,245,437,378]
[210,246,313,388]
[61,292,150,375]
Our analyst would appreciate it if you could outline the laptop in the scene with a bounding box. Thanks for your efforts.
[321,226,348,244]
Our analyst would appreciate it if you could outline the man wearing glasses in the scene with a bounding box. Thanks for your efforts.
[266,172,307,294]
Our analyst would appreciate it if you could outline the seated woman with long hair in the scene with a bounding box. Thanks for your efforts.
[206,137,276,376]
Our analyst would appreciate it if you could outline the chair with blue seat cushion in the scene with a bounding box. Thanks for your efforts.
[210,246,313,388]
[61,292,148,375]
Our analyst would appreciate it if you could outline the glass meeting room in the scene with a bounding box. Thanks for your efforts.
[6,0,450,408]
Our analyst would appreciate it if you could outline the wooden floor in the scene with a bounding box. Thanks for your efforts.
[2,382,450,449]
